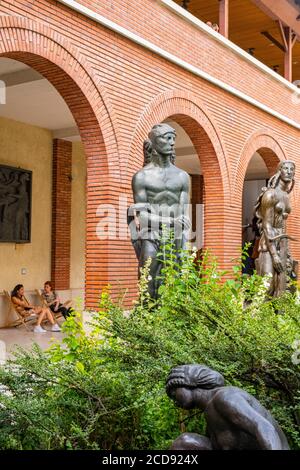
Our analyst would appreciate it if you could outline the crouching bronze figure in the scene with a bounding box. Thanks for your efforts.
[166,364,289,450]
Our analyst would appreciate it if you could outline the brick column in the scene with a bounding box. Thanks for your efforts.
[190,174,204,260]
[191,174,204,232]
[51,139,72,290]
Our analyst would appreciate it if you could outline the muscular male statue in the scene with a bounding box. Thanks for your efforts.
[129,123,190,298]
[254,161,296,297]
[166,364,289,450]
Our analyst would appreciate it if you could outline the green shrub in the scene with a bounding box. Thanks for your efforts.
[0,242,299,449]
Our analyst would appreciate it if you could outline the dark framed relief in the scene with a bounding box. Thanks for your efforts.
[0,164,32,243]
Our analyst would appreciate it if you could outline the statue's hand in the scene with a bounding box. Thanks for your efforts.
[272,254,283,273]
[134,215,140,230]
[175,215,191,231]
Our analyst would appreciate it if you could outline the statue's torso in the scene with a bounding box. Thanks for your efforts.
[259,187,291,251]
[139,164,187,218]
[205,387,288,450]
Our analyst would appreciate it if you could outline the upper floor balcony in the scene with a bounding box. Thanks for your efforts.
[20,0,300,126]
[173,0,300,83]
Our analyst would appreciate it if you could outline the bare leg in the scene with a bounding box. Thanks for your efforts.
[45,308,55,325]
[36,308,46,326]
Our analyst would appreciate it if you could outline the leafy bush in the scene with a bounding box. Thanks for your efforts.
[0,243,300,449]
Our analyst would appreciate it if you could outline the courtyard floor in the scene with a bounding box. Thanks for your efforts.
[0,310,94,362]
[0,325,64,361]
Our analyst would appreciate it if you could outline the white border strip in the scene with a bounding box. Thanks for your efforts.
[57,0,300,130]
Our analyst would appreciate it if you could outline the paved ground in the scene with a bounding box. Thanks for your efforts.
[0,324,64,361]
[0,310,109,362]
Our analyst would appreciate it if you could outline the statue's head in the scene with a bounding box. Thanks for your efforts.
[166,364,224,410]
[266,160,296,193]
[255,160,296,227]
[278,160,295,184]
[148,123,176,157]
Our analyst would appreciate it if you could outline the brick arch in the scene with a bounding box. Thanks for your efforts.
[127,90,230,189]
[238,129,298,238]
[0,16,122,307]
[234,130,287,199]
[127,91,232,268]
[0,15,120,179]
[237,131,300,268]
[233,130,299,267]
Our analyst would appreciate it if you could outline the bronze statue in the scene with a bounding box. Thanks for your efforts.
[129,124,190,298]
[254,161,296,297]
[166,364,290,450]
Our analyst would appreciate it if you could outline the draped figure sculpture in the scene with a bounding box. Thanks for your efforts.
[128,123,190,298]
[166,364,289,450]
[254,161,296,297]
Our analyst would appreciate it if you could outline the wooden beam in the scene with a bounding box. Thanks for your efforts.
[292,32,298,47]
[261,31,285,52]
[278,20,288,52]
[277,21,298,81]
[219,0,229,39]
[284,26,293,81]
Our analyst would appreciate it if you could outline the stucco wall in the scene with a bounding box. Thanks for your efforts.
[0,116,53,291]
[70,141,86,292]
[0,119,86,325]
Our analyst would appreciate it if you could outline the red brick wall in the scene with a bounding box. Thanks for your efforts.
[0,2,299,308]
[51,139,72,290]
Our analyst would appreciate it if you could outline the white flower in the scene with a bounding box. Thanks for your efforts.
[262,274,272,289]
[292,351,300,365]
[292,339,300,350]
[0,384,13,397]
[147,275,152,281]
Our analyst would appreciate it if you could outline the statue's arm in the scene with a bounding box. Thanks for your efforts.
[177,172,191,231]
[179,173,190,209]
[131,172,147,231]
[132,172,148,205]
[215,396,283,450]
[260,191,283,272]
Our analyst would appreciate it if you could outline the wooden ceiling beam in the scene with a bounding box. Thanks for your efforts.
[292,32,298,47]
[278,20,288,52]
[283,26,294,81]
[261,30,285,52]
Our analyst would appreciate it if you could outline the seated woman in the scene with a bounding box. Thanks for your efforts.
[42,281,73,319]
[11,284,61,333]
